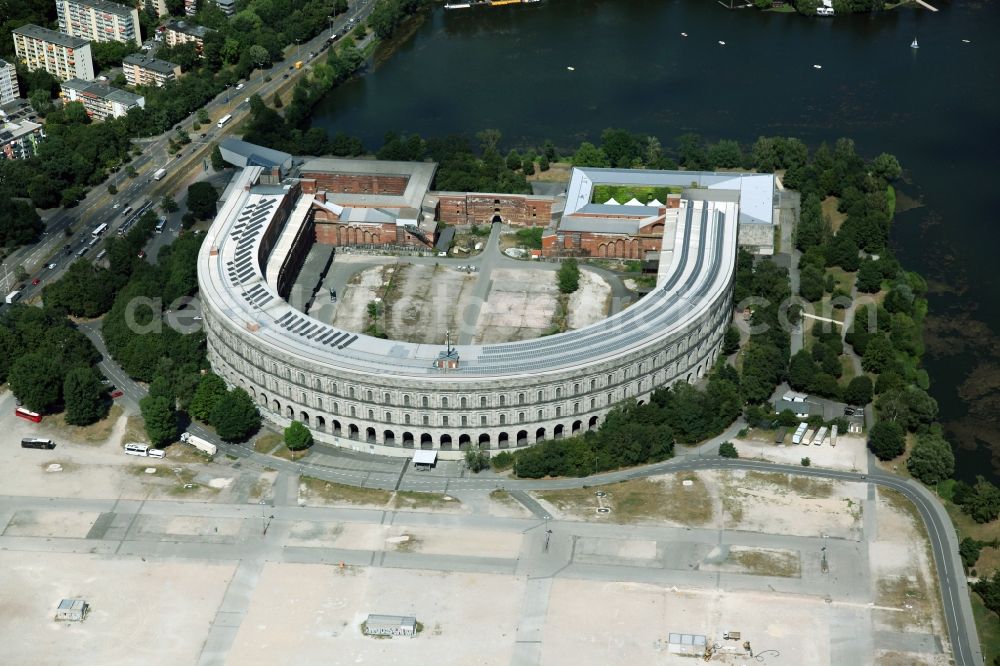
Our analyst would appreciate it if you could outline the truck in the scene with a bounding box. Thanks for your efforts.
[180,431,217,456]
[5,290,21,304]
[153,168,167,181]
[294,60,303,69]
[791,422,808,445]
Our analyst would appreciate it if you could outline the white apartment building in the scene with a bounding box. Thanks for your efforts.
[12,25,95,82]
[56,0,142,47]
[61,78,145,120]
[0,59,20,105]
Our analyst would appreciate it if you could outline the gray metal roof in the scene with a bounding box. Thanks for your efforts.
[219,137,292,171]
[61,78,143,106]
[13,25,90,49]
[68,0,136,17]
[123,53,178,75]
[558,216,642,235]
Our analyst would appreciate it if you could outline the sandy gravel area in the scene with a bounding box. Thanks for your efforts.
[226,564,524,666]
[330,264,385,332]
[542,579,835,666]
[732,433,869,472]
[474,268,559,343]
[3,510,100,539]
[0,551,235,666]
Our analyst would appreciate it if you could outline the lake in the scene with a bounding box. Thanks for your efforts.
[311,0,1000,481]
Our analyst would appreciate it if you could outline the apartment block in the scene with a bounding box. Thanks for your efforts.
[163,20,211,53]
[0,59,20,105]
[56,0,142,47]
[12,25,95,82]
[215,0,236,15]
[184,0,197,15]
[122,53,181,87]
[61,78,145,120]
[0,120,45,160]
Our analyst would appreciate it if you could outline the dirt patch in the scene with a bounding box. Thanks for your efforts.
[474,268,560,343]
[822,196,848,233]
[731,433,869,473]
[392,491,462,512]
[566,269,612,330]
[330,264,386,333]
[253,433,282,454]
[729,546,801,578]
[3,510,100,538]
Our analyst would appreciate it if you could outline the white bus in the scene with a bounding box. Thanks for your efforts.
[217,114,233,128]
[92,223,108,237]
[153,168,167,181]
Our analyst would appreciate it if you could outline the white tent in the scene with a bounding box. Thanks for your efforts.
[647,198,663,207]
[413,450,437,468]
[604,197,620,206]
[624,197,643,206]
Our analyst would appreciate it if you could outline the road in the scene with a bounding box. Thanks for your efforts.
[0,1,377,301]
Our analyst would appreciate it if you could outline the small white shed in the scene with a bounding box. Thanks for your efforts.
[55,599,88,621]
[412,450,437,470]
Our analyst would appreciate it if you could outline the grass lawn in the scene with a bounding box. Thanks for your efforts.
[972,593,1000,665]
[826,266,856,293]
[591,184,681,205]
[822,196,847,233]
[537,476,713,525]
[253,432,283,454]
[393,490,460,511]
[299,476,394,506]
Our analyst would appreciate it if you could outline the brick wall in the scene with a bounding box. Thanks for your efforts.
[435,193,553,227]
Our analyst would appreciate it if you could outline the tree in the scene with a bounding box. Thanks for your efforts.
[723,325,741,355]
[571,142,608,168]
[557,258,580,294]
[868,421,905,460]
[188,373,228,423]
[465,444,489,473]
[8,353,64,413]
[63,368,105,425]
[140,395,177,447]
[161,195,178,213]
[856,260,883,293]
[0,195,43,248]
[961,477,1000,524]
[718,441,739,458]
[801,457,811,467]
[870,153,902,181]
[272,92,283,109]
[247,44,270,70]
[187,181,219,219]
[861,334,894,374]
[960,537,983,569]
[210,144,227,171]
[843,375,873,406]
[284,421,313,450]
[211,387,260,442]
[799,264,826,302]
[906,430,955,485]
[787,349,817,391]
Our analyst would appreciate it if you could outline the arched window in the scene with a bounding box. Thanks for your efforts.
[384,392,392,404]
[537,409,543,420]
[422,414,429,425]
[350,405,356,416]
[480,396,487,407]
[555,387,562,398]
[499,414,506,425]
[404,394,411,406]
[442,415,449,426]
[461,415,468,426]
[556,406,562,417]
[367,409,374,419]
[499,395,506,406]
[366,390,373,401]
[442,396,449,408]
[518,393,525,405]
[404,414,411,425]
[573,383,580,394]
[573,402,580,413]
[518,412,525,423]
[590,379,596,390]
[422,396,429,408]
[461,396,467,408]
[385,412,392,422]
[537,390,543,401]
[349,387,355,398]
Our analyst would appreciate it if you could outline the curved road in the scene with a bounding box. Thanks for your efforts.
[76,321,982,666]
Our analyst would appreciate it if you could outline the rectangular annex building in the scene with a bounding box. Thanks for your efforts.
[363,614,417,637]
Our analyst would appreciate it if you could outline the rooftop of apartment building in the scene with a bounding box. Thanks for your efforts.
[62,78,143,105]
[59,0,137,17]
[13,24,91,49]
[165,20,211,38]
[122,53,178,74]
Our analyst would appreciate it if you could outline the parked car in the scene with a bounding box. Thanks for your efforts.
[31,278,40,285]
[110,388,124,399]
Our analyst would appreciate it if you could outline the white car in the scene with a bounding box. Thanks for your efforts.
[113,202,120,209]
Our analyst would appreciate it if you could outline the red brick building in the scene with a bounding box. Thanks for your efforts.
[436,193,554,227]
[542,193,681,259]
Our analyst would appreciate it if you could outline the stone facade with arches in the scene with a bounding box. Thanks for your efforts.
[199,164,768,459]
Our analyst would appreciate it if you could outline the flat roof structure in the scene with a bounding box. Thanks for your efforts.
[219,137,292,172]
[412,450,437,466]
[12,25,90,50]
[298,157,436,211]
[123,53,178,75]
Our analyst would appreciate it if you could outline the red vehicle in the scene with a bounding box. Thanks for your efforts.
[31,278,40,285]
[15,406,42,423]
[110,388,124,399]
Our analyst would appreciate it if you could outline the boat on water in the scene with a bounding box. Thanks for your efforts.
[911,37,919,49]
[445,0,540,8]
[813,64,822,69]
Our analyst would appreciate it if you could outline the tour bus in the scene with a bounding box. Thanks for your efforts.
[153,168,167,181]
[124,442,150,456]
[217,114,233,128]
[15,407,42,423]
[155,218,166,233]
[121,206,133,217]
[92,223,108,237]
[4,290,21,304]
[21,438,55,450]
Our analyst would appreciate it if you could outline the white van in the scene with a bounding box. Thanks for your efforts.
[124,442,150,456]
